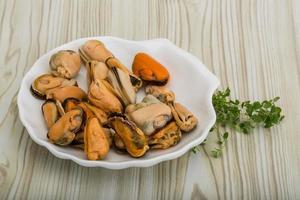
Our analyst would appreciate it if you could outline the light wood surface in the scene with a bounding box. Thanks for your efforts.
[0,0,299,199]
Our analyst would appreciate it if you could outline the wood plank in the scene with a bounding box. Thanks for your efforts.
[0,0,299,199]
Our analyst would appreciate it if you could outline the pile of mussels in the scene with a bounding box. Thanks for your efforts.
[30,40,198,160]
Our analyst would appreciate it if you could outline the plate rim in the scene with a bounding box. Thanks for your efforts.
[17,36,220,169]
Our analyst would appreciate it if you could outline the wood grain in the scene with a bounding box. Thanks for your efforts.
[0,0,299,199]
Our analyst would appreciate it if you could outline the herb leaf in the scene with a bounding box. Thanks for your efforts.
[192,88,284,157]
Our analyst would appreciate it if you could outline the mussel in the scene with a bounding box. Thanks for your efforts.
[79,40,142,91]
[106,67,136,106]
[84,116,110,160]
[145,85,175,103]
[106,57,142,91]
[83,102,108,125]
[148,122,181,149]
[79,40,113,64]
[47,108,84,145]
[170,103,198,132]
[63,98,80,112]
[42,100,59,129]
[45,86,86,102]
[86,61,109,85]
[71,128,112,149]
[31,74,77,99]
[109,113,149,157]
[88,79,123,113]
[125,95,172,136]
[49,50,81,79]
[132,53,169,85]
[145,86,198,132]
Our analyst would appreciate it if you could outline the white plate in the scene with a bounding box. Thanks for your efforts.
[18,36,219,169]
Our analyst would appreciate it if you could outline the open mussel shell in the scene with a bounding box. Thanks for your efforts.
[108,113,149,158]
[84,116,110,160]
[47,107,84,145]
[148,121,181,149]
[31,74,77,99]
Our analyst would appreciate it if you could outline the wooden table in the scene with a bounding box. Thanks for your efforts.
[1,0,299,199]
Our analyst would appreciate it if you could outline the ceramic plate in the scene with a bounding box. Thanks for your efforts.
[18,36,219,169]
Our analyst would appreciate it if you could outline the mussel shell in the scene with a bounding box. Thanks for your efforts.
[30,85,46,99]
[62,98,80,112]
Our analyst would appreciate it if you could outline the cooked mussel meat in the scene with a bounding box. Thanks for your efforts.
[109,113,149,157]
[132,53,169,85]
[79,40,113,64]
[31,74,77,99]
[42,100,59,129]
[86,61,109,85]
[107,67,136,106]
[84,116,110,160]
[148,121,181,149]
[88,79,123,113]
[49,50,81,79]
[83,102,108,125]
[125,95,172,136]
[79,40,142,90]
[171,103,198,132]
[47,108,83,145]
[45,86,86,102]
[145,85,175,103]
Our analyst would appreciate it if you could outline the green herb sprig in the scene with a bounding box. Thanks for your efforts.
[192,88,284,157]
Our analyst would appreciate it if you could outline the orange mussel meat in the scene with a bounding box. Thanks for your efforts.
[132,53,169,85]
